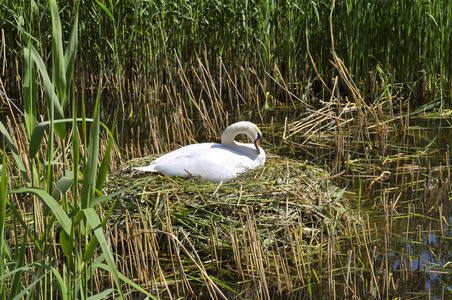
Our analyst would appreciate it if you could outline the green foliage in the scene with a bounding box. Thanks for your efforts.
[0,0,147,298]
[3,0,451,111]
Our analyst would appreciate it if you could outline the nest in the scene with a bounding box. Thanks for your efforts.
[105,152,355,248]
[102,153,357,296]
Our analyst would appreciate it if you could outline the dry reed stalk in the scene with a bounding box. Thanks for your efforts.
[245,208,270,300]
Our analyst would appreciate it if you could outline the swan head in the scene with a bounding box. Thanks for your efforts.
[221,121,264,154]
[253,132,264,154]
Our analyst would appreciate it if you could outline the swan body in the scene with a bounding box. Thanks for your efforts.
[133,121,265,182]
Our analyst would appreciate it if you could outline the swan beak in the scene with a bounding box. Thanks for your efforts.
[254,133,264,154]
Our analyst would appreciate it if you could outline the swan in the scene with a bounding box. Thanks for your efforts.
[133,121,266,182]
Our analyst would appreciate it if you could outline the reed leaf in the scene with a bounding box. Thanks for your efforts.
[9,273,46,300]
[63,9,78,108]
[23,42,37,140]
[48,265,68,300]
[0,122,30,184]
[28,118,94,159]
[86,288,115,300]
[0,152,6,299]
[83,233,98,263]
[95,0,114,21]
[83,208,123,297]
[10,187,72,235]
[27,44,65,137]
[80,81,101,210]
[71,78,79,209]
[96,112,117,192]
[52,175,74,202]
[92,262,158,300]
[50,0,66,110]
[59,230,72,260]
[8,226,28,298]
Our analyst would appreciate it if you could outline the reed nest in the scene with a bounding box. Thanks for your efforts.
[103,153,357,297]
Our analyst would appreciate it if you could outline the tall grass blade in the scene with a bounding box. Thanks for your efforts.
[95,0,114,21]
[86,288,115,300]
[23,42,37,140]
[63,9,78,108]
[80,81,101,210]
[0,152,6,299]
[49,265,68,300]
[93,262,157,299]
[29,118,94,159]
[10,273,46,300]
[28,44,65,136]
[50,0,66,112]
[96,111,117,192]
[52,175,73,202]
[9,227,28,297]
[10,187,72,235]
[0,122,30,184]
[71,79,79,209]
[83,208,123,297]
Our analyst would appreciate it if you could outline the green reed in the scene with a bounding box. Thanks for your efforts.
[0,1,156,298]
[3,1,450,112]
[1,1,450,163]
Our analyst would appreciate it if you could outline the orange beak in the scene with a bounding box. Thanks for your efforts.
[254,133,263,154]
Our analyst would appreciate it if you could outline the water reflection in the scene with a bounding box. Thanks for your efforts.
[345,118,452,298]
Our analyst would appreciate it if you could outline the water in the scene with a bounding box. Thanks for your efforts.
[334,117,452,298]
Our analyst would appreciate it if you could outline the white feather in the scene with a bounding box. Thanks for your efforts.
[133,121,266,182]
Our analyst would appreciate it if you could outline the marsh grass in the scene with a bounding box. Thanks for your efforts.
[0,1,155,298]
[3,0,452,151]
[2,0,452,299]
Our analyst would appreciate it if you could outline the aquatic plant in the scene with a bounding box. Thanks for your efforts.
[0,1,152,298]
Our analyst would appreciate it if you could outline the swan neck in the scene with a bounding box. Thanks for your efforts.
[221,122,262,155]
[221,128,241,150]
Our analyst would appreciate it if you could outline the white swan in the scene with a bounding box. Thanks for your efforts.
[133,121,266,182]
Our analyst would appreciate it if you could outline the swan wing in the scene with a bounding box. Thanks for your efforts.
[132,144,214,172]
[134,143,265,182]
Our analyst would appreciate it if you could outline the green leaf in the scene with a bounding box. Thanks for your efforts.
[87,289,116,300]
[9,227,28,297]
[71,82,80,207]
[10,273,46,300]
[209,275,235,292]
[59,230,72,258]
[50,0,66,111]
[0,122,30,184]
[83,234,98,262]
[52,174,74,202]
[29,118,93,159]
[63,9,79,109]
[28,44,66,138]
[92,182,139,207]
[93,263,157,299]
[80,81,101,209]
[23,44,37,140]
[96,111,117,192]
[95,0,114,21]
[10,187,72,235]
[50,264,68,300]
[83,208,123,297]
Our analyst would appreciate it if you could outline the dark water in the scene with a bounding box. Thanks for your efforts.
[338,118,452,299]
